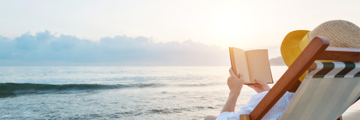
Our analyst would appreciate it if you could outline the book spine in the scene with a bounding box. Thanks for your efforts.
[229,47,238,77]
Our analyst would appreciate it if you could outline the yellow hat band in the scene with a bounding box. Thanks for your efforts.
[295,33,310,82]
[296,32,333,82]
[299,33,310,51]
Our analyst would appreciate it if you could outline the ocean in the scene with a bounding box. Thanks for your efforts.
[0,66,359,120]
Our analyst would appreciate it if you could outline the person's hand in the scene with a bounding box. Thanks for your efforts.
[227,68,244,94]
[247,79,271,93]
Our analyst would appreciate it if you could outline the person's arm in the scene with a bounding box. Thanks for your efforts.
[220,68,244,113]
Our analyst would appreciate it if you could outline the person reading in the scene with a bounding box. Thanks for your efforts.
[201,20,360,120]
[204,69,294,120]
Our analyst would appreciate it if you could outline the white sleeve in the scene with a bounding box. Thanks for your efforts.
[215,112,240,120]
[216,91,295,120]
[216,92,269,120]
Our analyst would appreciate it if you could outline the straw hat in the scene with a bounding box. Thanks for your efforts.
[281,20,360,81]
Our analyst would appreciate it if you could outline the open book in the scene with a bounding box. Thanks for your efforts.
[229,47,273,84]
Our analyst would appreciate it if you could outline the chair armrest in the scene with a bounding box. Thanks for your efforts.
[240,114,250,120]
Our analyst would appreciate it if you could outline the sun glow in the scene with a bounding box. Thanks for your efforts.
[216,12,245,35]
[213,8,254,48]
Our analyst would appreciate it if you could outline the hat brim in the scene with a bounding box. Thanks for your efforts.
[281,30,310,67]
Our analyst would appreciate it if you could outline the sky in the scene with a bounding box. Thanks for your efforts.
[0,0,360,65]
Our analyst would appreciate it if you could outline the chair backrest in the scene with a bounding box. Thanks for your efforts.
[248,37,360,120]
[279,62,360,120]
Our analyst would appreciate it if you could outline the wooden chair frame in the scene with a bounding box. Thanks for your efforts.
[248,37,360,120]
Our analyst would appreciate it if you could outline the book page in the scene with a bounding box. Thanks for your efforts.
[246,49,273,84]
[229,47,251,83]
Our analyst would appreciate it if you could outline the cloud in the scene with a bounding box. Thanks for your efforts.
[0,31,230,66]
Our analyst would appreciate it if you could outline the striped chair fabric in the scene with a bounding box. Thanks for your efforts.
[279,62,360,120]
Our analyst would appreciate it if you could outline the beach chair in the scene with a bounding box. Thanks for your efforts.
[240,36,360,120]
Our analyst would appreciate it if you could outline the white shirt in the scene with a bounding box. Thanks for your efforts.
[216,91,295,120]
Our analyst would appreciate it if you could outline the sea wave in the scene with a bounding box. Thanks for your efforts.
[0,83,164,98]
[178,83,221,87]
[0,81,222,98]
